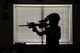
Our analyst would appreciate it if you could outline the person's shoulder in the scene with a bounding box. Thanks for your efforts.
[57,26,61,29]
[55,26,60,31]
[57,26,61,31]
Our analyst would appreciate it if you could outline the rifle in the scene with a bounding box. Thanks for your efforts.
[19,22,49,28]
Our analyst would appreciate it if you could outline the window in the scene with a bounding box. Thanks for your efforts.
[13,4,72,44]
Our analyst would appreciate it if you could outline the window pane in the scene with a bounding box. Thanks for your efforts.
[14,5,42,43]
[43,5,72,44]
[13,4,72,44]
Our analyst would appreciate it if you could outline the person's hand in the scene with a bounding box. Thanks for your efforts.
[32,26,37,32]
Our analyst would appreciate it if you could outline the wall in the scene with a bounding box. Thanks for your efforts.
[0,0,80,53]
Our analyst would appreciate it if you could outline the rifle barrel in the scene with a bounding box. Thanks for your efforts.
[19,23,49,27]
[19,25,29,27]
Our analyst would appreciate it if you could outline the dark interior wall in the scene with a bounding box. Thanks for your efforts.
[0,0,80,52]
[73,3,80,48]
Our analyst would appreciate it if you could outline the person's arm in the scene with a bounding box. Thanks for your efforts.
[32,26,45,36]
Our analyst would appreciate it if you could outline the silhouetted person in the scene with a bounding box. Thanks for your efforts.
[32,13,61,53]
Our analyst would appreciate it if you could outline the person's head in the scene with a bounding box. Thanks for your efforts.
[46,13,60,27]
